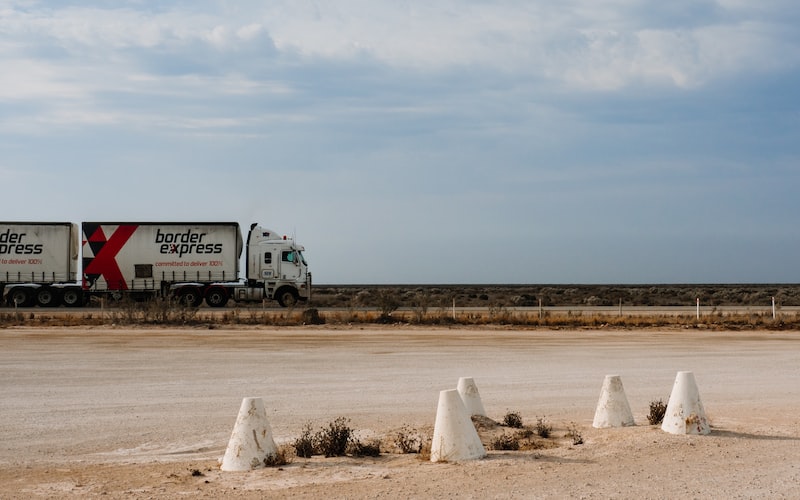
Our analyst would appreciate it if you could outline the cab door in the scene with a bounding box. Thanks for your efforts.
[280,249,301,280]
[259,248,276,279]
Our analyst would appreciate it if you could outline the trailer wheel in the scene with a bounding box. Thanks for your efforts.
[8,288,32,307]
[205,287,229,308]
[62,288,84,307]
[36,287,60,307]
[178,287,203,308]
[276,288,299,308]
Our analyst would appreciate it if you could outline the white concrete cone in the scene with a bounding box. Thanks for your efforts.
[661,371,711,435]
[456,377,487,417]
[221,397,278,471]
[431,389,486,462]
[593,374,635,428]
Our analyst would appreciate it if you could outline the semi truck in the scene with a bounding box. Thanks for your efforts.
[1,221,311,308]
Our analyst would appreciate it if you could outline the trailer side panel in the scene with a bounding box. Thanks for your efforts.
[81,222,242,291]
[0,222,77,283]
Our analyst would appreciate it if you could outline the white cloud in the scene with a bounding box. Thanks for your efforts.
[695,21,800,76]
[0,0,795,101]
[553,28,703,90]
[0,59,87,100]
[249,1,794,87]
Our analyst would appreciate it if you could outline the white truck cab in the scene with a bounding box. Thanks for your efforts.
[245,225,311,307]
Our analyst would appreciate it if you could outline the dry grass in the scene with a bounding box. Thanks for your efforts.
[2,306,799,329]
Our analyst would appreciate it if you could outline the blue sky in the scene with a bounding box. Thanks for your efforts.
[1,1,799,284]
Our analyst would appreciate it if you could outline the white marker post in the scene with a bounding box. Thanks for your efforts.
[220,397,278,471]
[772,296,776,320]
[456,377,487,417]
[661,371,710,435]
[592,375,635,428]
[696,298,700,320]
[430,389,486,462]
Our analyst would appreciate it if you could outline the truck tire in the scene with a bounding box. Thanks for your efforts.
[276,288,299,308]
[205,287,229,308]
[62,288,84,307]
[36,287,60,307]
[8,288,32,307]
[178,287,203,308]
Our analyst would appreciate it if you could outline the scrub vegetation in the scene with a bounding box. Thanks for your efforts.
[394,425,425,454]
[647,399,668,425]
[2,284,800,328]
[535,416,553,438]
[473,414,564,452]
[291,417,380,459]
[312,284,800,308]
[502,411,524,429]
[566,423,584,445]
[285,412,585,461]
[4,306,797,329]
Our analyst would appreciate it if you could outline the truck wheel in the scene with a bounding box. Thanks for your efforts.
[276,288,299,308]
[36,287,60,307]
[179,288,203,308]
[62,288,84,307]
[205,287,229,308]
[8,288,32,307]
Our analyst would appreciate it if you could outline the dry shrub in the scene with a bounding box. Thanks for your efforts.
[264,445,293,466]
[502,411,523,428]
[535,416,552,438]
[486,426,555,451]
[648,399,668,425]
[348,439,381,457]
[293,423,316,458]
[293,417,355,458]
[316,417,353,457]
[417,437,432,461]
[301,307,325,325]
[491,433,520,451]
[395,425,423,454]
[566,422,584,445]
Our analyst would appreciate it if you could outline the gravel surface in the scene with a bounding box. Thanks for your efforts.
[1,326,799,498]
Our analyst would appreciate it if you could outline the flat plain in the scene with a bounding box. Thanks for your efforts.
[1,325,799,498]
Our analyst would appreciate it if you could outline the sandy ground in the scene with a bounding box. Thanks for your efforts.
[1,325,799,499]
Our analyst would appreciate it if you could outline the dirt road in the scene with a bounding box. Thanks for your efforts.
[1,326,799,498]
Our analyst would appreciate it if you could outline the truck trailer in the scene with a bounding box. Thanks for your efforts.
[0,222,81,307]
[1,221,311,308]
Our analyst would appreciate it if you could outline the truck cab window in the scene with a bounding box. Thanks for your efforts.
[282,251,294,263]
[264,252,272,265]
